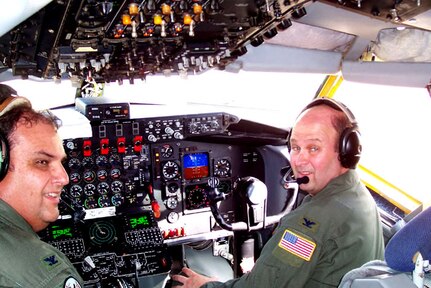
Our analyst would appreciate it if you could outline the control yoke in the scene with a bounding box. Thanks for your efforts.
[210,173,299,231]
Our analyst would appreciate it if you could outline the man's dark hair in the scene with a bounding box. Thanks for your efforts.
[0,84,61,149]
[0,107,61,149]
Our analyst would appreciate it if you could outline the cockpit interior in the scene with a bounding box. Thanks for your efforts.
[1,0,431,287]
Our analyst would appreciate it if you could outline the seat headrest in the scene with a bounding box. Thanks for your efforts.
[385,206,431,272]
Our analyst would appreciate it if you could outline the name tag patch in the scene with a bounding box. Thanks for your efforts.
[278,229,316,261]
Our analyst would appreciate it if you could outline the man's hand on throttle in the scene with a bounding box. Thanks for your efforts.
[171,267,218,288]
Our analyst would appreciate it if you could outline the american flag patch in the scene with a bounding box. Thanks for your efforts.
[278,229,316,261]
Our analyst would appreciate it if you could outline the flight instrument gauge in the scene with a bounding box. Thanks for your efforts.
[83,170,96,183]
[167,211,179,223]
[69,185,83,197]
[165,197,178,209]
[82,157,94,169]
[98,195,111,207]
[97,169,108,181]
[84,196,98,209]
[69,172,81,184]
[111,193,124,206]
[109,154,121,166]
[68,158,81,169]
[97,182,110,194]
[160,144,174,158]
[162,161,180,180]
[95,155,109,167]
[84,184,96,196]
[186,185,208,209]
[214,159,231,177]
[111,180,123,193]
[110,168,121,179]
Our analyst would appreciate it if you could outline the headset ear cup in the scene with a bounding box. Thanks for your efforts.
[339,126,361,169]
[286,132,291,152]
[0,133,10,181]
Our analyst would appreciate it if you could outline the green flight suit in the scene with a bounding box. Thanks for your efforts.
[203,170,385,288]
[0,199,84,287]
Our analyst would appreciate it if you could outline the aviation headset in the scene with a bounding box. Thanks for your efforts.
[0,84,31,181]
[0,133,9,181]
[288,97,362,169]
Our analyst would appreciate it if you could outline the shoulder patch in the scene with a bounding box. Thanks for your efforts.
[64,276,82,288]
[278,229,316,261]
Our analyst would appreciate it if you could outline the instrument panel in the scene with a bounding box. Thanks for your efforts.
[39,111,290,286]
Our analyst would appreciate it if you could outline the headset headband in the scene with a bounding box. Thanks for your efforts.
[302,97,357,126]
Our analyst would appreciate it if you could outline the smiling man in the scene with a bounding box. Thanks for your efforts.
[172,98,384,288]
[0,84,84,287]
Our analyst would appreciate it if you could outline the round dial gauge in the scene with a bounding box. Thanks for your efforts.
[97,169,108,181]
[97,182,110,194]
[83,170,96,183]
[162,161,180,180]
[69,184,83,197]
[160,144,174,158]
[68,158,81,169]
[109,154,121,166]
[69,172,81,184]
[186,186,208,209]
[65,141,75,150]
[84,196,98,209]
[111,193,124,207]
[82,157,94,169]
[111,180,123,193]
[95,155,109,167]
[217,181,231,193]
[165,197,178,209]
[84,184,96,196]
[167,211,179,223]
[214,159,231,177]
[98,195,111,207]
[110,168,121,179]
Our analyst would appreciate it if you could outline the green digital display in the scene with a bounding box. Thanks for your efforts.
[129,215,150,229]
[52,225,73,240]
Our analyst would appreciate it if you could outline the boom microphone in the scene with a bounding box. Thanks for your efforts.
[280,165,309,187]
[296,176,309,185]
[384,206,431,272]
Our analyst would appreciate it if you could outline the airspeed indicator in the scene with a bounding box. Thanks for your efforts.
[214,159,231,177]
[162,161,180,180]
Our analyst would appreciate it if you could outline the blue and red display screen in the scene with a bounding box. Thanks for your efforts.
[183,153,209,180]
